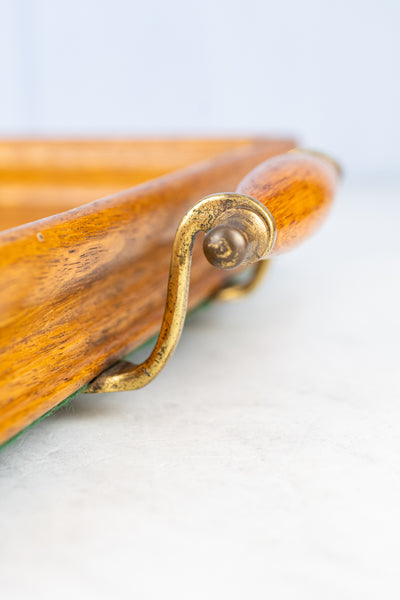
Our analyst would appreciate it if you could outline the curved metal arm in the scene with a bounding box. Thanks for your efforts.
[85,193,276,393]
[212,259,271,302]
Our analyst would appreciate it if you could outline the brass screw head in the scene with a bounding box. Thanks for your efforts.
[203,225,248,269]
[203,204,276,271]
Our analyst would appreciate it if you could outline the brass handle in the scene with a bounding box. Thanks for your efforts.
[85,150,340,394]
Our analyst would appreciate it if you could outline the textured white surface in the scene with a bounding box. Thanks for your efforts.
[0,185,399,599]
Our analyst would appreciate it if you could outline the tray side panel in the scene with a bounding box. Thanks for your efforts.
[0,139,294,445]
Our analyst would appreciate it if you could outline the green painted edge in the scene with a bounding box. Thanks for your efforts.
[1,299,212,451]
[0,384,88,452]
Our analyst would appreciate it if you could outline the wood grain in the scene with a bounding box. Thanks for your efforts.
[0,138,267,230]
[0,138,296,445]
[237,150,339,255]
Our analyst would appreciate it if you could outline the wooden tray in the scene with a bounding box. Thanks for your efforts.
[0,138,339,446]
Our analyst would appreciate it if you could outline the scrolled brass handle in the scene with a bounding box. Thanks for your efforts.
[85,150,340,393]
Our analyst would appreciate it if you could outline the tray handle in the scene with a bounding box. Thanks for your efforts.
[86,150,340,393]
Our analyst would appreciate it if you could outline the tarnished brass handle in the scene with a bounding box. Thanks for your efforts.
[85,150,340,394]
[85,193,275,393]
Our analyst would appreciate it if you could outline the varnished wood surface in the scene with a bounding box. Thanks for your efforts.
[0,138,295,445]
[238,150,339,255]
[0,138,266,230]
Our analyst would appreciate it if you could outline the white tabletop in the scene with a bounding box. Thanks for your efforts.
[1,183,399,599]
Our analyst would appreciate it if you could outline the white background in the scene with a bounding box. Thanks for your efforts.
[1,0,399,180]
